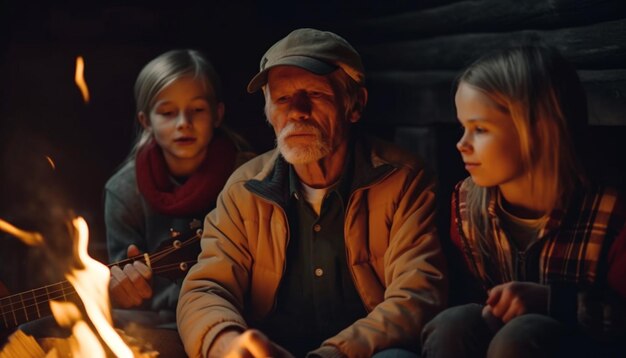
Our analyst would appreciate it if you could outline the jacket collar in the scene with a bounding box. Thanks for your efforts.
[244,134,394,208]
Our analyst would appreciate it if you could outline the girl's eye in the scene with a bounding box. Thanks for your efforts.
[193,107,206,113]
[159,111,175,117]
[475,126,487,133]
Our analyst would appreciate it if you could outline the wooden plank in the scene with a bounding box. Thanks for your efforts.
[344,0,626,43]
[337,0,463,18]
[363,70,626,126]
[581,70,626,125]
[393,127,438,166]
[359,18,626,70]
[364,71,458,126]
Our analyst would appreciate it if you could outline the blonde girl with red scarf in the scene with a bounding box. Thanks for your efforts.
[104,49,254,355]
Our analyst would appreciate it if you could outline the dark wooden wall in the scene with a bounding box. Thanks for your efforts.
[337,0,626,180]
[0,0,624,292]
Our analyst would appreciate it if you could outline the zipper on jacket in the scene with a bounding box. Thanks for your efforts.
[247,192,291,315]
[344,168,397,313]
[271,203,290,313]
[516,250,527,281]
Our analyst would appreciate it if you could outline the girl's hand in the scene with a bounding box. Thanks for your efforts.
[109,244,153,308]
[485,281,549,323]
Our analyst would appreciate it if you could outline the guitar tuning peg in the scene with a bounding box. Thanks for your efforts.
[169,228,181,238]
[189,219,202,230]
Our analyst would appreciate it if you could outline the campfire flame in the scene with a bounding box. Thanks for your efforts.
[74,56,90,104]
[45,155,56,170]
[0,219,44,246]
[57,217,133,357]
[50,300,107,357]
[0,217,138,357]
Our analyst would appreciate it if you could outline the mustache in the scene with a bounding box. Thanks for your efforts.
[277,122,323,141]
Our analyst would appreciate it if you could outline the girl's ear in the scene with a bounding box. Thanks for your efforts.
[348,87,369,123]
[138,112,151,130]
[214,102,225,128]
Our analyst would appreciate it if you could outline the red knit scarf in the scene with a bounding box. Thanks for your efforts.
[135,134,237,216]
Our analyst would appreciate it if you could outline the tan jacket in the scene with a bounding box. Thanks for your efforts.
[177,136,448,357]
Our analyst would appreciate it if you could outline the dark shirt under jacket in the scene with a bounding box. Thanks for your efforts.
[258,162,366,356]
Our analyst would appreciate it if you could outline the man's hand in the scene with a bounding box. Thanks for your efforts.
[210,329,293,358]
[483,281,549,323]
[109,244,153,308]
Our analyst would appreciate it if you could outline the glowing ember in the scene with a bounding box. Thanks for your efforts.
[0,218,44,246]
[46,155,56,170]
[74,56,90,104]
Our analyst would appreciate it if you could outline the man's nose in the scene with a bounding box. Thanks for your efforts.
[289,92,312,120]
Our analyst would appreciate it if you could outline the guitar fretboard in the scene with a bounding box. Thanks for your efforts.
[0,229,201,330]
[0,280,78,329]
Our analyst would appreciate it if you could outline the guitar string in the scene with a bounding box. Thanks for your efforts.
[0,261,198,321]
[0,235,201,310]
[0,233,200,316]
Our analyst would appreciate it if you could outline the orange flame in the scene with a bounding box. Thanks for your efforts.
[56,217,134,357]
[74,56,90,104]
[46,155,56,170]
[0,218,44,246]
[50,300,107,357]
[1,217,143,356]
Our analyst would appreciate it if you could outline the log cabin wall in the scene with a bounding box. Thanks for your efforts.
[333,0,626,192]
[1,0,625,294]
[325,0,626,301]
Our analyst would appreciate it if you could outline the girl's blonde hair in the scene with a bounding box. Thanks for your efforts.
[459,46,588,280]
[130,49,249,157]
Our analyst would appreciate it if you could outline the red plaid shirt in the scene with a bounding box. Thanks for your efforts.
[450,178,626,330]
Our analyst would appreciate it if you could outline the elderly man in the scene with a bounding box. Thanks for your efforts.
[177,28,447,357]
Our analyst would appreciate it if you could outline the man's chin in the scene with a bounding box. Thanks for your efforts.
[279,145,328,165]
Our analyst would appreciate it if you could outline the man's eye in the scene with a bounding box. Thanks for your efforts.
[309,91,323,98]
[276,96,290,103]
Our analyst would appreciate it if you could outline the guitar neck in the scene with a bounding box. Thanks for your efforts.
[0,230,201,330]
[0,280,79,330]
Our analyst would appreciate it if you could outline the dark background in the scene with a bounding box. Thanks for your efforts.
[1,1,625,293]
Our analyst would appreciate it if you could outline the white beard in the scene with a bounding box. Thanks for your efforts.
[276,122,330,164]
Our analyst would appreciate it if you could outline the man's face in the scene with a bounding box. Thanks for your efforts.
[265,66,350,165]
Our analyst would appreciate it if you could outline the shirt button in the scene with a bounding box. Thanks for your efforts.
[313,224,321,232]
[314,268,324,277]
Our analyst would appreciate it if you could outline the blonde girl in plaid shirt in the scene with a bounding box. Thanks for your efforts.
[422,45,626,358]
